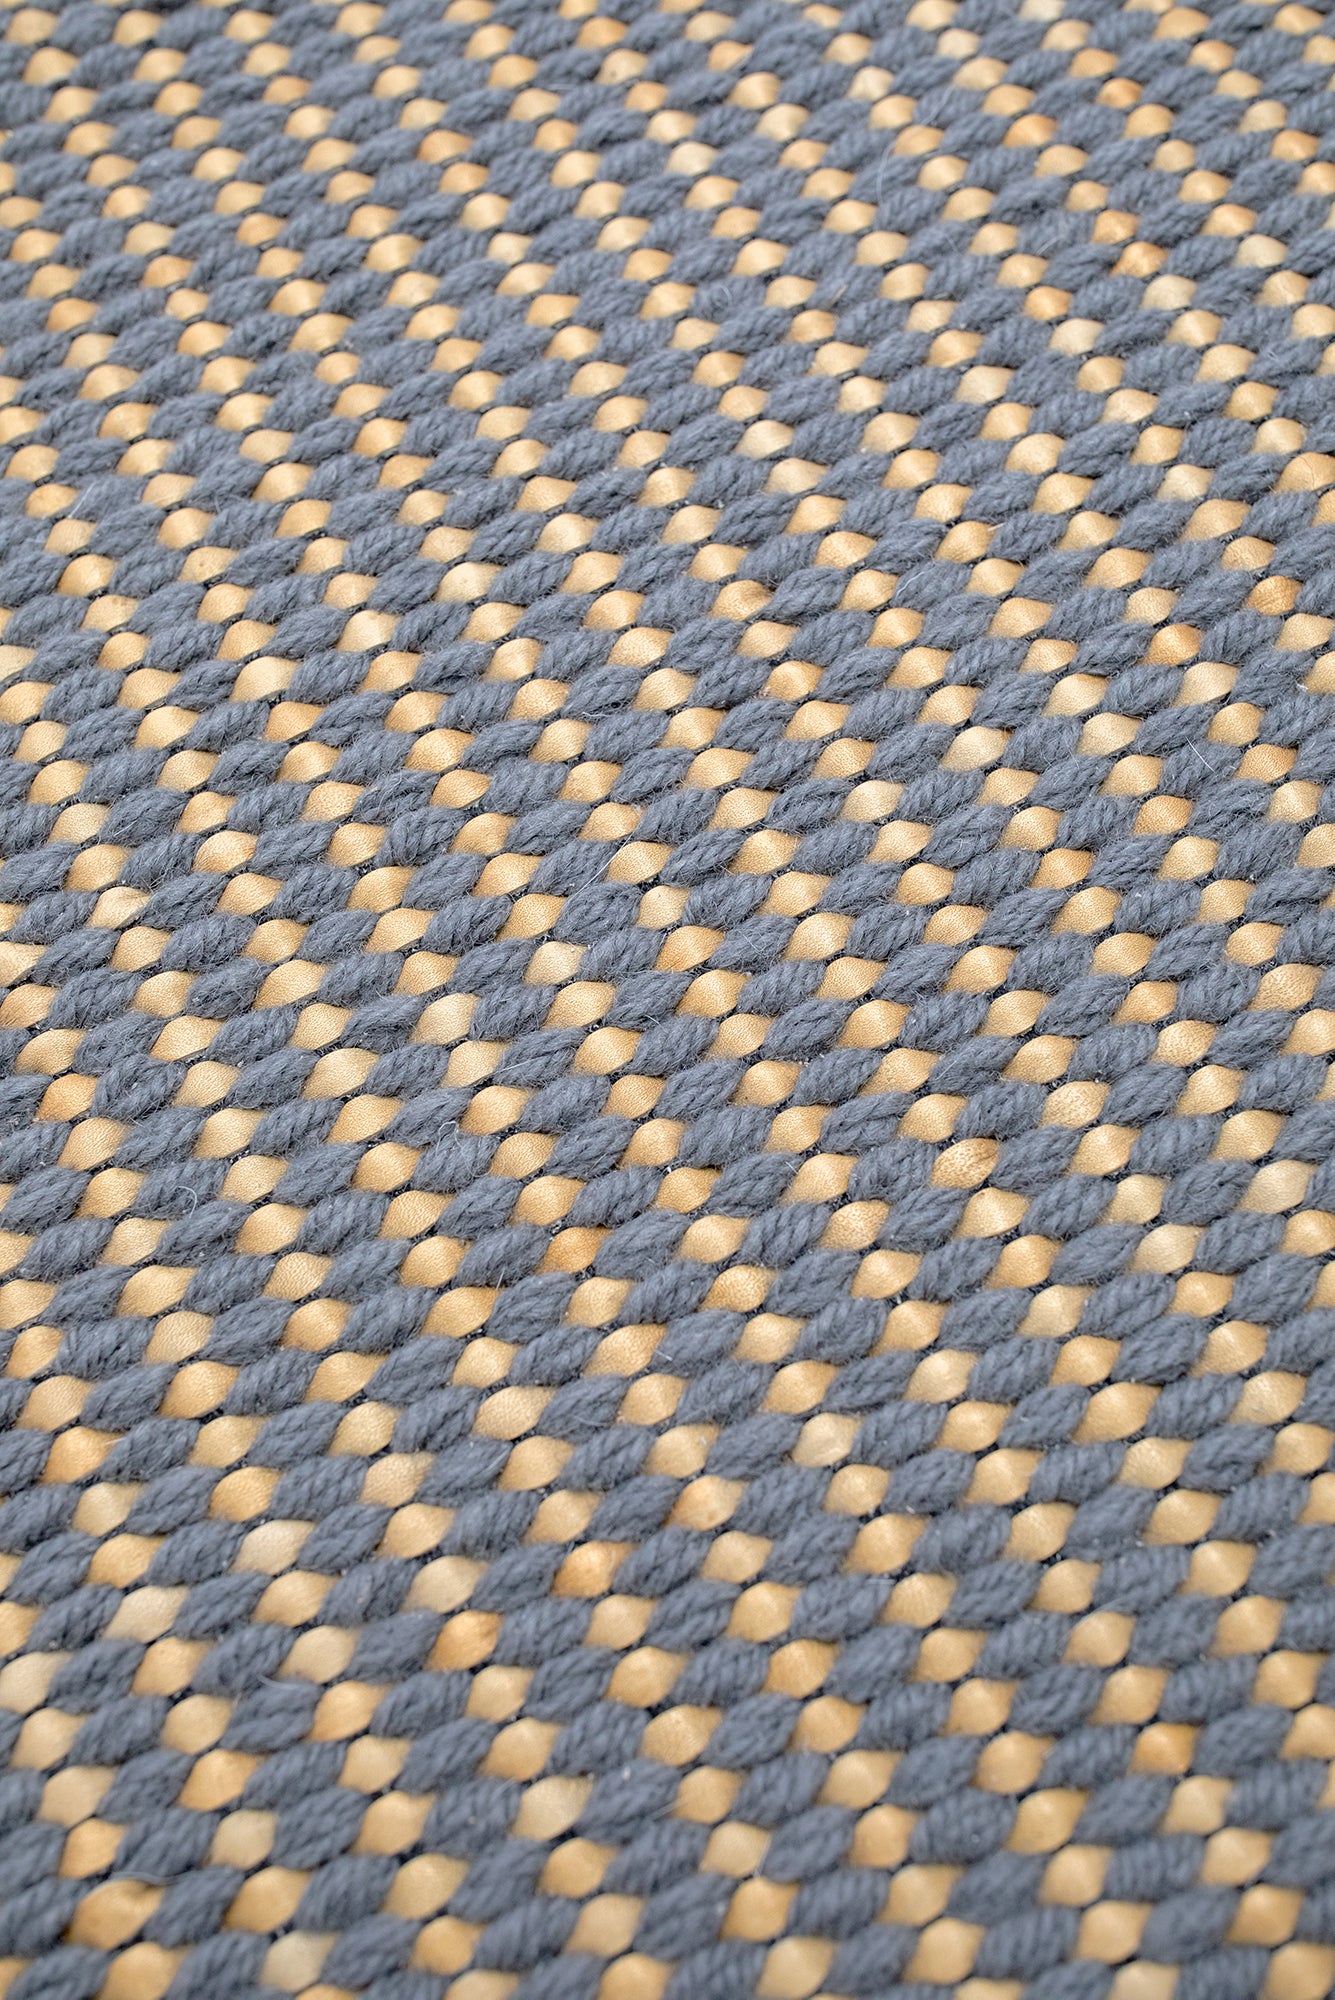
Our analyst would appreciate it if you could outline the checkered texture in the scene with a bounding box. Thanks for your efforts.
[2,1,1335,1998]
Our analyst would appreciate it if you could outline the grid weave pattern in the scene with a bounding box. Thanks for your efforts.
[3,0,1335,1997]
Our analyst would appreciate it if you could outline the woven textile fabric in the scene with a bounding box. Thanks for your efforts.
[9,3,1335,2000]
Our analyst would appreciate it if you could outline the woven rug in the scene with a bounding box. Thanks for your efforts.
[5,2,1335,1998]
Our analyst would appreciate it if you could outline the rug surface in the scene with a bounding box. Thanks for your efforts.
[4,2,1335,1998]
